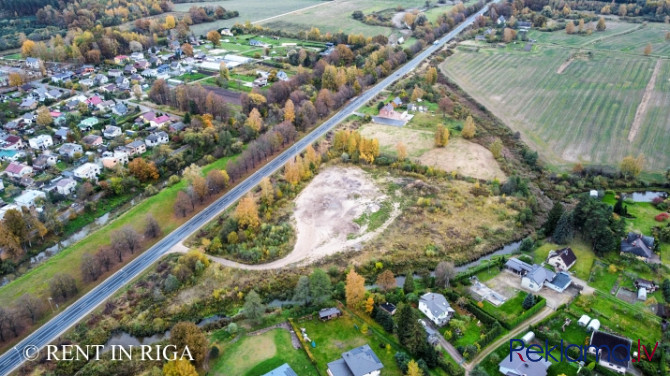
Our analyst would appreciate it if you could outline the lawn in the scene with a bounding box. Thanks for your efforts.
[481,291,526,319]
[587,261,620,292]
[602,191,666,234]
[532,239,595,280]
[212,329,317,376]
[175,72,208,82]
[298,312,404,376]
[0,154,237,307]
[441,25,670,172]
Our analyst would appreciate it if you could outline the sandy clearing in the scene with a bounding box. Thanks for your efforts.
[176,166,401,270]
[628,59,662,142]
[419,138,506,181]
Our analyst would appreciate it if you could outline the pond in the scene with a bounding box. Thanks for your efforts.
[621,191,668,203]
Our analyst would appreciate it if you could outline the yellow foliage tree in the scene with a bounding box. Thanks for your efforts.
[162,359,198,376]
[644,43,652,56]
[260,177,274,205]
[566,21,575,34]
[164,15,176,29]
[284,159,301,186]
[462,116,476,139]
[207,30,221,46]
[490,138,503,158]
[424,67,437,85]
[305,144,319,167]
[21,40,35,57]
[245,108,263,132]
[365,296,375,314]
[8,72,23,87]
[345,270,366,308]
[234,194,260,230]
[410,86,424,102]
[434,125,450,147]
[284,99,295,123]
[620,155,644,179]
[36,106,52,127]
[396,142,408,160]
[406,360,423,376]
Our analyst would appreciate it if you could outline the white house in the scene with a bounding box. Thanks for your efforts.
[4,162,33,179]
[73,163,101,181]
[58,143,83,158]
[55,178,77,195]
[25,57,41,70]
[145,131,169,147]
[28,134,53,150]
[418,292,455,327]
[505,258,572,293]
[14,190,46,208]
[101,151,129,169]
[103,125,123,139]
[546,247,577,271]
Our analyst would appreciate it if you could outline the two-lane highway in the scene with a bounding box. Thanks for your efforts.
[0,3,495,374]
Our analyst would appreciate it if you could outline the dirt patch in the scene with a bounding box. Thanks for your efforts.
[419,138,506,181]
[628,59,662,142]
[202,86,242,106]
[556,58,573,74]
[359,123,433,157]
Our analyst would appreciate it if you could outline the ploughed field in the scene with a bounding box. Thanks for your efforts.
[441,22,670,171]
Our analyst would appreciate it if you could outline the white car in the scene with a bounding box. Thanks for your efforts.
[433,41,439,45]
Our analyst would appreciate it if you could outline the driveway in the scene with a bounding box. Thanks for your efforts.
[485,272,576,309]
[424,320,465,366]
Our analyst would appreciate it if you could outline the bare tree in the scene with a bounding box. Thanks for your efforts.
[112,226,141,255]
[49,274,78,303]
[17,294,44,324]
[435,261,456,288]
[0,307,9,342]
[81,253,101,282]
[144,214,161,239]
[6,308,22,337]
[112,244,125,263]
[96,247,113,272]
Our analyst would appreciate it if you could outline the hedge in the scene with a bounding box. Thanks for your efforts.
[288,318,322,373]
[477,322,503,349]
[465,301,498,327]
[501,297,546,330]
[438,357,465,376]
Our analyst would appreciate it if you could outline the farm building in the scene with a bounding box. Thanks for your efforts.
[638,288,647,301]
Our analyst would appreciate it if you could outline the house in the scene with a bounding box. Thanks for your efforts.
[391,96,402,107]
[14,190,46,208]
[130,52,145,61]
[588,331,631,374]
[2,135,24,150]
[103,125,122,139]
[379,302,396,315]
[54,128,71,143]
[102,150,129,168]
[276,70,289,81]
[82,134,103,147]
[635,278,657,292]
[108,69,123,78]
[86,96,103,107]
[139,112,157,123]
[78,117,99,132]
[124,64,137,75]
[418,292,455,326]
[19,98,37,110]
[505,258,572,293]
[157,64,170,75]
[51,71,73,83]
[145,131,169,147]
[142,68,158,78]
[253,76,268,87]
[170,62,184,74]
[134,60,150,70]
[126,140,146,156]
[94,74,109,86]
[498,352,550,376]
[169,121,187,132]
[419,319,440,346]
[496,15,507,25]
[151,115,171,128]
[546,247,577,271]
[638,287,647,301]
[262,363,298,376]
[221,28,233,36]
[21,113,36,125]
[4,162,32,179]
[589,189,599,197]
[114,55,129,65]
[25,57,41,70]
[112,103,128,116]
[318,307,342,321]
[55,178,76,195]
[58,143,83,158]
[33,153,58,170]
[73,163,101,181]
[327,344,383,376]
[517,21,532,30]
[51,111,67,127]
[621,232,655,259]
[0,150,20,162]
[115,76,129,88]
[249,39,269,47]
[28,134,53,150]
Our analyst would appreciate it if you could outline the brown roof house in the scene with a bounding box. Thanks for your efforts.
[546,247,577,271]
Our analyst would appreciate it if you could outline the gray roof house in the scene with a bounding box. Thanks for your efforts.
[327,344,384,376]
[262,363,298,376]
[621,232,655,259]
[499,353,550,376]
[506,258,572,293]
[419,292,455,326]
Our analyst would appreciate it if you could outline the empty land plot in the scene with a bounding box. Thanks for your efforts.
[588,22,670,56]
[441,42,670,171]
[260,0,430,36]
[359,123,434,157]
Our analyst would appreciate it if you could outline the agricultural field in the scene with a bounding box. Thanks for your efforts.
[441,22,670,172]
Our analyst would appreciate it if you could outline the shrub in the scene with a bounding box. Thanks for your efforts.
[655,213,669,222]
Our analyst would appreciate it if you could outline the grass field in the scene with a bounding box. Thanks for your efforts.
[212,329,317,375]
[441,23,670,172]
[0,154,237,307]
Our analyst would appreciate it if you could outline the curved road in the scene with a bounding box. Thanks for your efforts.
[0,4,495,375]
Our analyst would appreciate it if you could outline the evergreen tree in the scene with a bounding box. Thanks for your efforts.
[522,293,536,310]
[545,202,564,235]
[553,211,574,245]
[403,272,415,294]
[396,305,427,356]
[519,237,534,252]
[374,307,395,333]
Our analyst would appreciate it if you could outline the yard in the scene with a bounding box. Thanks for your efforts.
[480,291,527,319]
[211,329,317,376]
[175,72,208,82]
[532,239,595,280]
[441,22,670,172]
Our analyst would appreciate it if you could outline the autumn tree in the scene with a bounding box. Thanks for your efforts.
[439,96,454,118]
[644,43,652,55]
[164,15,176,29]
[407,360,424,376]
[36,106,52,127]
[566,20,575,34]
[424,66,437,85]
[619,4,627,16]
[49,273,78,302]
[284,159,301,186]
[260,177,274,205]
[111,226,141,255]
[346,269,366,307]
[162,359,198,376]
[490,138,503,158]
[410,85,424,102]
[435,261,456,288]
[191,175,208,203]
[365,296,375,314]
[434,125,450,147]
[181,43,194,57]
[17,294,44,324]
[219,63,229,81]
[175,190,194,217]
[207,30,221,46]
[81,253,101,282]
[206,169,228,194]
[8,72,23,87]
[396,142,408,160]
[578,18,585,34]
[144,214,161,239]
[234,194,260,230]
[620,155,644,179]
[183,164,202,184]
[133,84,142,100]
[245,108,263,132]
[597,17,606,31]
[21,40,35,57]
[128,158,159,182]
[462,115,476,139]
[170,322,208,366]
[503,28,517,42]
[376,270,396,292]
[284,99,295,123]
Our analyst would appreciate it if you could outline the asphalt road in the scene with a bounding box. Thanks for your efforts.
[0,4,494,374]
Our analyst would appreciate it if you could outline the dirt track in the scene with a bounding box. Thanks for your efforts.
[628,59,661,142]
